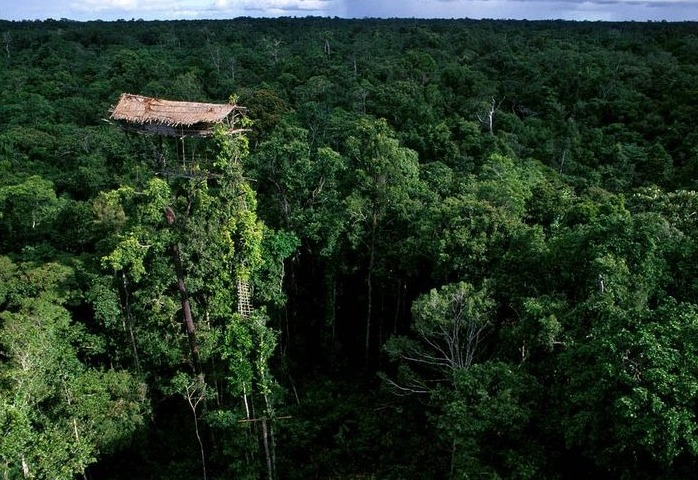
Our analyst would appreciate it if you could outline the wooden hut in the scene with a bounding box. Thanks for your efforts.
[109,93,245,138]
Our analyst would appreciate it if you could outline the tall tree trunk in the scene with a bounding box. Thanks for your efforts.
[393,277,403,336]
[119,271,141,374]
[172,242,201,374]
[164,206,201,374]
[365,213,377,368]
[261,418,273,480]
[325,266,337,341]
[262,382,277,479]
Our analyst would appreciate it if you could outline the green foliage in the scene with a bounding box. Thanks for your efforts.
[4,16,698,480]
[439,362,544,479]
[256,229,300,307]
[0,175,66,250]
[558,298,698,478]
[0,258,148,479]
[343,117,421,249]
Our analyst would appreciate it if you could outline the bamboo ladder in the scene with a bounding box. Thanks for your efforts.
[236,278,253,319]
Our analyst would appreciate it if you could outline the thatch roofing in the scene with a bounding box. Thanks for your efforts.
[110,93,242,137]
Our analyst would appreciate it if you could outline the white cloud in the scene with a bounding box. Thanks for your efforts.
[69,0,201,15]
[234,0,340,15]
[70,0,138,12]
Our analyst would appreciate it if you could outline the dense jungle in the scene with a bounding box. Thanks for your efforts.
[2,16,698,479]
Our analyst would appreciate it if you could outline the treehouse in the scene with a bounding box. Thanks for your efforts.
[109,93,255,326]
[109,93,245,138]
[109,93,248,174]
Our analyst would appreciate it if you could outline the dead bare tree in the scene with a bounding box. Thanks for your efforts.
[321,31,333,59]
[178,376,208,480]
[476,97,501,135]
[384,282,494,394]
[2,32,10,59]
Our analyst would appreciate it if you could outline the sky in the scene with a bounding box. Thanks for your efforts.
[1,0,698,23]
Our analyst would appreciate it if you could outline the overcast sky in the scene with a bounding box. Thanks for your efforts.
[1,0,697,22]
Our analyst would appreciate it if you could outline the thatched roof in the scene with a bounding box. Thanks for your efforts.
[110,93,241,137]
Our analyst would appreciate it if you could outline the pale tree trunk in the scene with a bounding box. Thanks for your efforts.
[21,457,29,479]
[2,32,10,59]
[242,383,251,420]
[184,380,207,480]
[477,97,498,134]
[22,455,32,478]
